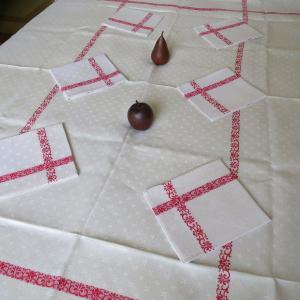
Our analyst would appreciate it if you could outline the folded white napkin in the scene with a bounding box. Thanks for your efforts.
[0,124,77,198]
[194,18,262,49]
[177,68,265,122]
[102,7,163,37]
[144,160,270,263]
[50,54,126,101]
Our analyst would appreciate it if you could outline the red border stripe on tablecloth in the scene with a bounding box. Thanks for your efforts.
[19,85,60,134]
[103,0,300,16]
[0,260,134,300]
[215,0,248,298]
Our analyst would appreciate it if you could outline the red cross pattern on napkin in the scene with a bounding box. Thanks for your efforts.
[178,67,265,121]
[0,127,74,184]
[60,57,120,92]
[195,18,262,49]
[200,21,245,46]
[152,172,237,254]
[184,73,240,114]
[108,12,154,33]
[103,7,163,37]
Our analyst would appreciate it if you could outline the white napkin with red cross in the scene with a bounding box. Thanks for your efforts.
[194,18,262,49]
[50,54,126,101]
[177,68,265,122]
[102,7,163,37]
[0,124,77,198]
[144,160,270,263]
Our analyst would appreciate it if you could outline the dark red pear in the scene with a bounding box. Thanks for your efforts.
[151,31,170,65]
[127,101,154,131]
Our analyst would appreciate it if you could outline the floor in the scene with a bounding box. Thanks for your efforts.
[0,0,53,45]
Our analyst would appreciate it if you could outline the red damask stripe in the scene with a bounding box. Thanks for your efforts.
[0,156,73,183]
[103,0,300,16]
[0,260,134,300]
[37,128,57,182]
[75,26,107,62]
[88,57,114,86]
[205,24,232,45]
[116,0,129,12]
[185,74,239,98]
[108,17,153,31]
[163,181,213,253]
[19,85,60,134]
[187,80,230,114]
[61,71,120,91]
[205,74,240,92]
[200,22,245,36]
[153,173,237,215]
[132,12,153,32]
[216,242,233,300]
[216,0,248,298]
[229,111,240,176]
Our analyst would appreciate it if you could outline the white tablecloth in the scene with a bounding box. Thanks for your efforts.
[0,0,300,299]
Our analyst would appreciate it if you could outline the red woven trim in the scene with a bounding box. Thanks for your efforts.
[116,0,129,12]
[19,85,59,134]
[200,21,245,36]
[163,181,213,253]
[0,156,73,184]
[108,17,153,31]
[204,74,240,92]
[234,43,244,76]
[153,173,237,215]
[215,0,248,298]
[61,71,120,91]
[88,57,114,86]
[103,0,300,16]
[132,12,153,32]
[242,0,248,23]
[185,74,239,98]
[205,24,232,45]
[216,242,233,300]
[75,26,107,62]
[229,111,240,176]
[0,260,134,300]
[185,80,230,114]
[37,128,57,182]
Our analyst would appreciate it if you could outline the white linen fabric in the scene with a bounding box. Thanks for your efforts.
[0,124,77,199]
[50,54,126,101]
[194,18,262,49]
[102,7,163,37]
[0,0,300,299]
[144,160,270,262]
[177,68,266,121]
